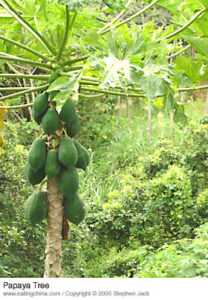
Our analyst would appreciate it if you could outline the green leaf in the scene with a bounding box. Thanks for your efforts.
[58,0,84,12]
[47,73,81,112]
[175,55,208,83]
[186,37,208,57]
[174,104,188,124]
[198,0,208,9]
[163,90,175,113]
[108,29,145,60]
[103,0,125,11]
[101,54,131,88]
[140,73,163,101]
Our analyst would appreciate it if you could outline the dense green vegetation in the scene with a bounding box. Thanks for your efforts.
[0,97,207,278]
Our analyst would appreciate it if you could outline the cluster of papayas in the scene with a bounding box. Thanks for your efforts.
[24,92,90,226]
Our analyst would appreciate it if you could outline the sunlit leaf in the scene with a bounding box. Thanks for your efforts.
[174,104,188,124]
[186,37,208,57]
[140,73,164,101]
[101,54,131,88]
[103,0,125,11]
[47,73,81,112]
[58,0,84,12]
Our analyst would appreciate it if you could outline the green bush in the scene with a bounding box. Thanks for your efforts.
[86,164,196,248]
[90,223,208,278]
[0,121,46,278]
[140,165,194,243]
[85,121,208,248]
[101,246,150,278]
[135,222,208,278]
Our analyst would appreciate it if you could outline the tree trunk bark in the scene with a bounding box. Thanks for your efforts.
[44,177,63,278]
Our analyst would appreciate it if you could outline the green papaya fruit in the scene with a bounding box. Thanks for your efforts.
[58,167,79,197]
[25,191,48,225]
[60,99,77,124]
[64,194,86,225]
[45,150,61,179]
[28,138,46,172]
[32,106,43,125]
[33,93,48,117]
[74,141,90,171]
[66,117,81,138]
[58,137,78,168]
[41,108,59,135]
[24,162,46,185]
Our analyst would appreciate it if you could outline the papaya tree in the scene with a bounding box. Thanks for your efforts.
[1,0,208,278]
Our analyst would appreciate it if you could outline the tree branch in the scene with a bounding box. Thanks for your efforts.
[178,85,208,92]
[64,65,84,72]
[100,0,160,35]
[167,44,191,59]
[157,9,206,42]
[0,84,49,101]
[0,103,33,110]
[0,35,53,62]
[0,54,52,70]
[98,0,133,34]
[0,87,38,91]
[0,73,50,80]
[80,87,145,97]
[64,55,89,66]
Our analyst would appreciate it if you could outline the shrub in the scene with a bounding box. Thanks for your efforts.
[135,222,208,278]
[0,121,46,277]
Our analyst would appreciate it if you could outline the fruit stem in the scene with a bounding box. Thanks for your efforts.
[63,128,67,137]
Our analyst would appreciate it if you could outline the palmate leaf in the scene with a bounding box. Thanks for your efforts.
[198,0,208,9]
[101,54,131,88]
[103,0,125,11]
[140,73,164,101]
[175,56,208,83]
[108,30,145,60]
[174,103,188,124]
[58,0,84,12]
[186,37,208,58]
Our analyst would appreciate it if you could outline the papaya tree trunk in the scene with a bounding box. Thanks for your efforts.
[44,177,63,278]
